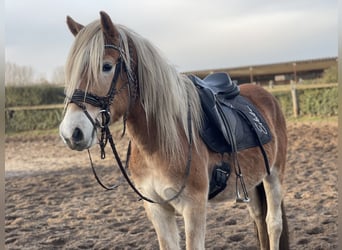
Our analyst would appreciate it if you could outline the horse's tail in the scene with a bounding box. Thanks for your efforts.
[256,183,290,250]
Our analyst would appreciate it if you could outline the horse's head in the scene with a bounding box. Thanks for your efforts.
[59,11,136,151]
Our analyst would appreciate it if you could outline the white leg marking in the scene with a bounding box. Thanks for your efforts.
[144,202,180,250]
[263,168,283,250]
[247,188,269,250]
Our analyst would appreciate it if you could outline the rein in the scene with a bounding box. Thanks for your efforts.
[68,43,193,204]
[93,105,193,204]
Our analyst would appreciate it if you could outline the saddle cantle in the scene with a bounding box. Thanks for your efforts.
[189,73,272,200]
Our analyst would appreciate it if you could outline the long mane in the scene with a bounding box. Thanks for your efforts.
[65,20,203,158]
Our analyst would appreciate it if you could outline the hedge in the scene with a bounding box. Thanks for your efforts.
[5,85,65,133]
[5,85,338,133]
[5,108,63,133]
[5,85,65,107]
[273,86,338,117]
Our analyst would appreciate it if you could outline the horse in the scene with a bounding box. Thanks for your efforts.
[59,11,289,250]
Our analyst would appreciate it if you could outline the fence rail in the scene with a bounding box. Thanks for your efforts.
[5,83,337,112]
[5,104,64,111]
[265,82,337,93]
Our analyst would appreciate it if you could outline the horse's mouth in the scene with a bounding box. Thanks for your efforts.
[61,136,91,151]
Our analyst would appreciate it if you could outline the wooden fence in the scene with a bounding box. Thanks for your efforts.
[5,83,338,133]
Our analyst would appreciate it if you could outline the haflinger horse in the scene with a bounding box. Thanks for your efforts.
[59,11,289,250]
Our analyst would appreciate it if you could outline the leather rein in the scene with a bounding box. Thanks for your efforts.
[68,43,193,204]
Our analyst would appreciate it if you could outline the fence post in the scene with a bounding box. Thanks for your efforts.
[290,80,299,118]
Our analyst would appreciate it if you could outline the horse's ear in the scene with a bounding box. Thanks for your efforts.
[99,11,120,42]
[66,16,84,37]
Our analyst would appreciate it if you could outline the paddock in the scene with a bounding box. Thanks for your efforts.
[5,121,337,249]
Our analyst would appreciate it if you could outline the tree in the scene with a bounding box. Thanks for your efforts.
[36,73,50,85]
[52,66,65,85]
[322,66,337,83]
[5,62,35,86]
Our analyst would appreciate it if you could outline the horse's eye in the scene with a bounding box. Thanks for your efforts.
[102,63,113,72]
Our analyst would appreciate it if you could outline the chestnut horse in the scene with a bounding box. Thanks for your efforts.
[59,11,288,250]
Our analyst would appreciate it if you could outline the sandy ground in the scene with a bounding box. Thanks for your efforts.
[5,121,338,249]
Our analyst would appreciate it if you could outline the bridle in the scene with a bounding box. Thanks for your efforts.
[69,44,130,137]
[67,42,193,204]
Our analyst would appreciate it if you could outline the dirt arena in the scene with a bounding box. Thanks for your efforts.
[5,121,337,249]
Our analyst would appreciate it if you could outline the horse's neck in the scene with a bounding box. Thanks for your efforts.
[127,102,159,154]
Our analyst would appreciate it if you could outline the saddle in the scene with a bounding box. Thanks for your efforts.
[188,73,272,200]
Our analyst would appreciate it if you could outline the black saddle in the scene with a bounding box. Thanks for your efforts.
[189,73,271,153]
[189,73,272,199]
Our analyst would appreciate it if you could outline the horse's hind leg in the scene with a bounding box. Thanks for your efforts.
[144,202,180,250]
[263,168,285,250]
[247,184,269,250]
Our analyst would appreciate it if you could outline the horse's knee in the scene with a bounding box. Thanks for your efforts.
[181,201,207,250]
[267,214,282,231]
[266,212,283,248]
[144,203,180,250]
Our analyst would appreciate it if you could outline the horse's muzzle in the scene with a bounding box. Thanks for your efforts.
[60,127,94,151]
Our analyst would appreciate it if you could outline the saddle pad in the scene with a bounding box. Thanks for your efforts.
[197,88,272,153]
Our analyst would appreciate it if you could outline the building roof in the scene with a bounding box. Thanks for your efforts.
[186,57,338,79]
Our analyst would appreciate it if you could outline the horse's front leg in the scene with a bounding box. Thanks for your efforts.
[182,199,207,250]
[179,151,209,250]
[144,202,180,250]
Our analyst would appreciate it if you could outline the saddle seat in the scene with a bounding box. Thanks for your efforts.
[190,72,240,99]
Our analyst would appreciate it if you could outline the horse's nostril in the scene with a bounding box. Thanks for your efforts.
[72,127,84,142]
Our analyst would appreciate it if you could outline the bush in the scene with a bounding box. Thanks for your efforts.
[5,108,63,133]
[273,92,293,117]
[273,87,337,117]
[322,66,337,83]
[4,85,337,133]
[299,87,338,116]
[5,85,65,107]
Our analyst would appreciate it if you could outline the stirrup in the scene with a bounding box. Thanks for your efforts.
[235,173,250,203]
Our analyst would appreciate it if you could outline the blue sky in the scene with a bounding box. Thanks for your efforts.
[5,0,338,81]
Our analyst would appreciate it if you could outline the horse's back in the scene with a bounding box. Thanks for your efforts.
[239,83,286,132]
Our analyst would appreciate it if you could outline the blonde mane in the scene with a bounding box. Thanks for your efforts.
[65,20,104,99]
[65,20,202,158]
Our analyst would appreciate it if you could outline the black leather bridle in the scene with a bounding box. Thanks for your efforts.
[66,42,193,204]
[69,44,127,133]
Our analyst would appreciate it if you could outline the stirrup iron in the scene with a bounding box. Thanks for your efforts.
[235,173,250,203]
